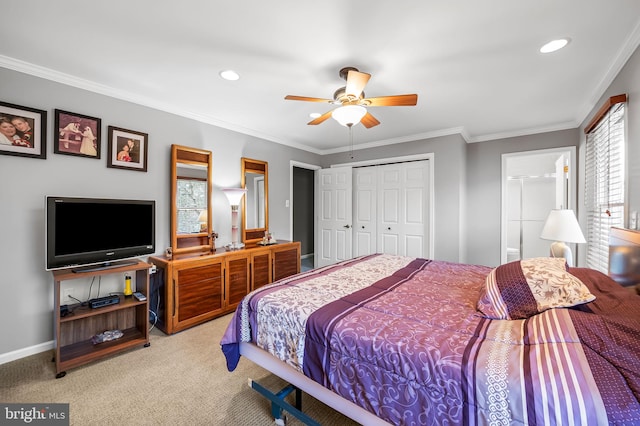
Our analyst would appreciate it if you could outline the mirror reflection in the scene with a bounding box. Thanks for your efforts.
[176,175,207,234]
[245,172,265,229]
[241,157,268,245]
[171,144,213,254]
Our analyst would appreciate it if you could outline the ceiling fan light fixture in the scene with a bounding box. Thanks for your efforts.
[332,105,367,127]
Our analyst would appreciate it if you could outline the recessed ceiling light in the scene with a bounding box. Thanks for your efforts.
[540,38,570,54]
[309,113,321,119]
[219,70,240,81]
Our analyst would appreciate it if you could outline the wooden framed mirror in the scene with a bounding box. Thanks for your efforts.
[171,144,213,254]
[241,157,268,245]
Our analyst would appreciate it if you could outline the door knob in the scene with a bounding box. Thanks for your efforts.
[361,226,365,229]
[387,227,391,230]
[343,224,351,229]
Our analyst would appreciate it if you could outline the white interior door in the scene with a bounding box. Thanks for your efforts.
[315,166,352,267]
[377,161,429,257]
[353,167,377,257]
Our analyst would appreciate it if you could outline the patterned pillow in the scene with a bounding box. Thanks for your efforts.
[477,257,595,320]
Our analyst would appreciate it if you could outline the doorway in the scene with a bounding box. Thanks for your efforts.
[501,147,576,264]
[290,161,320,271]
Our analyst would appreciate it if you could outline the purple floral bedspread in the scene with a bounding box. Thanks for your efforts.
[221,255,640,425]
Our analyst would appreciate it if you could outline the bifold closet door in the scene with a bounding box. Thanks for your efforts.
[353,167,377,257]
[377,161,429,257]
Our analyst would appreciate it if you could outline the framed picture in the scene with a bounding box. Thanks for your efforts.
[0,101,47,159]
[54,109,101,158]
[107,126,148,172]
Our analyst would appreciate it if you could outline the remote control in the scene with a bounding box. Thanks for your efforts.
[133,292,147,302]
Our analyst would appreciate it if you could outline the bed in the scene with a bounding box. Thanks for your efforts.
[221,251,640,425]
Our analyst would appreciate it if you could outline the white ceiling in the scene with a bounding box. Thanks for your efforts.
[2,1,640,154]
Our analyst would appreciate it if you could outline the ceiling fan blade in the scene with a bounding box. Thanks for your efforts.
[345,70,371,98]
[285,95,333,103]
[360,112,380,129]
[363,94,418,107]
[307,110,334,125]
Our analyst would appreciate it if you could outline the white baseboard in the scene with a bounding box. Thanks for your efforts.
[301,253,314,260]
[0,341,53,365]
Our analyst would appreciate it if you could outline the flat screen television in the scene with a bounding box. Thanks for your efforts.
[45,196,155,271]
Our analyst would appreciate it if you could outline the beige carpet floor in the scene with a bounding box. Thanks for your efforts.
[0,314,359,425]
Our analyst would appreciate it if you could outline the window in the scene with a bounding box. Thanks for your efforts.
[584,95,627,272]
[176,177,207,234]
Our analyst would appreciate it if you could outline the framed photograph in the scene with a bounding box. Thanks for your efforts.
[54,109,101,158]
[107,126,148,172]
[0,101,47,159]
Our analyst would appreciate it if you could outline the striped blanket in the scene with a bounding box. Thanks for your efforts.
[221,254,640,425]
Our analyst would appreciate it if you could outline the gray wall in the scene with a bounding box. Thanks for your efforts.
[0,68,320,358]
[2,39,640,360]
[577,40,640,267]
[465,129,580,267]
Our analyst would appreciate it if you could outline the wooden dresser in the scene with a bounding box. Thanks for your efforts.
[148,241,300,334]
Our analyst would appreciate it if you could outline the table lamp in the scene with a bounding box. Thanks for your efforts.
[540,209,586,267]
[223,188,247,250]
[197,209,208,232]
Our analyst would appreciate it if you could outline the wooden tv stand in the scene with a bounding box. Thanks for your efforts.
[52,260,152,378]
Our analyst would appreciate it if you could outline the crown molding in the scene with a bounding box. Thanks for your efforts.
[467,121,579,143]
[576,19,640,128]
[0,55,317,153]
[2,44,632,155]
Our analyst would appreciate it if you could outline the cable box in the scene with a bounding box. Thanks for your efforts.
[89,295,120,309]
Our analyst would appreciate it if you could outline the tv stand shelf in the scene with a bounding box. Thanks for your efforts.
[52,259,151,378]
[60,296,147,322]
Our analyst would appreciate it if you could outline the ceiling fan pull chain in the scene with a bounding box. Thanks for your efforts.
[349,124,354,159]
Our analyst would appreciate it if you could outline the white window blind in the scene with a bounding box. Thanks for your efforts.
[584,101,625,272]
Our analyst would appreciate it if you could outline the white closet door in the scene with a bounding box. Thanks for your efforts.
[315,166,353,267]
[353,167,377,257]
[377,161,429,257]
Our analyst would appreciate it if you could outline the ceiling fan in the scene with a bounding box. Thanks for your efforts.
[285,67,418,129]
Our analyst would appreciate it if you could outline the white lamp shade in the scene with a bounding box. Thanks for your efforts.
[332,105,367,127]
[197,209,208,223]
[540,209,586,243]
[223,188,247,206]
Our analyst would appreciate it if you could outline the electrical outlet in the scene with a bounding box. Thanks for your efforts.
[62,288,74,304]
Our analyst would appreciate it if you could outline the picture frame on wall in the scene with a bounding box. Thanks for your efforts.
[0,101,47,159]
[107,126,148,172]
[54,109,102,159]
